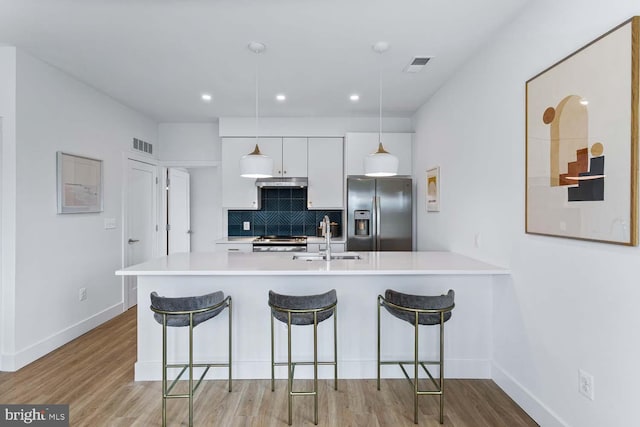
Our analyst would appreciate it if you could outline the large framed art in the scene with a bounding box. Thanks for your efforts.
[526,17,639,245]
[56,152,103,214]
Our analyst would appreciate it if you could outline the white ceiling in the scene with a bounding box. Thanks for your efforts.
[0,0,529,122]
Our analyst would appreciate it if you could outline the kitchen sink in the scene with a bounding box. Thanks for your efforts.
[292,252,361,261]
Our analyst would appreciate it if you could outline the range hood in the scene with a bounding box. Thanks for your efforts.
[255,177,308,188]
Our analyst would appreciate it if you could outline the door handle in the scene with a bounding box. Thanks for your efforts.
[128,238,140,244]
[187,230,193,234]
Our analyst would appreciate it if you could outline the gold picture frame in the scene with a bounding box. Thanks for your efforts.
[525,17,639,245]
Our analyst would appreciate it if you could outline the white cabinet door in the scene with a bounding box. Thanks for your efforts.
[260,137,307,177]
[282,137,307,177]
[221,137,262,209]
[345,132,413,176]
[307,137,343,209]
[256,137,284,176]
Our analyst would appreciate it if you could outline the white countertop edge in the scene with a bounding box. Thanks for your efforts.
[117,269,509,276]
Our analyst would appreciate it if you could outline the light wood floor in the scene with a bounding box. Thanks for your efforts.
[0,307,537,426]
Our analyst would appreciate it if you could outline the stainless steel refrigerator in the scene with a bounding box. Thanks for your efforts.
[346,176,412,251]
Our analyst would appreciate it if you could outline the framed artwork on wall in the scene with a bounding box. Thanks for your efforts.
[526,16,639,245]
[57,152,104,214]
[427,166,440,212]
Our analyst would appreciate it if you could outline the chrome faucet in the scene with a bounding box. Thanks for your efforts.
[322,215,332,260]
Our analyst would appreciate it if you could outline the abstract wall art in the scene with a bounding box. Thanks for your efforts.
[427,166,440,212]
[57,152,103,214]
[526,16,639,245]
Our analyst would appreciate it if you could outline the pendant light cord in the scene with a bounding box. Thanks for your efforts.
[255,52,259,146]
[378,55,383,145]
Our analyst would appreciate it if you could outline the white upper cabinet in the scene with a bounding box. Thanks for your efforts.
[221,137,264,209]
[282,138,308,177]
[307,137,344,209]
[260,137,308,177]
[345,132,413,176]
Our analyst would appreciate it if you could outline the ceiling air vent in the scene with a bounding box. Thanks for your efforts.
[132,137,153,155]
[404,56,431,73]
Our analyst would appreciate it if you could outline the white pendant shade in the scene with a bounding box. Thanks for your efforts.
[240,144,273,178]
[364,142,398,177]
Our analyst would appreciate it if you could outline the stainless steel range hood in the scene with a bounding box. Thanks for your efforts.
[255,177,308,188]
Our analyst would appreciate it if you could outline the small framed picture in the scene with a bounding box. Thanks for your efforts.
[57,152,103,214]
[427,167,440,212]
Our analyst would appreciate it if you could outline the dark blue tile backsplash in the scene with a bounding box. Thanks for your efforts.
[228,188,342,237]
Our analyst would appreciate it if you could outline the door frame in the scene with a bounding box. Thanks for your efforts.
[121,153,162,310]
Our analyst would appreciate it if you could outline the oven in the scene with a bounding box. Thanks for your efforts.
[252,236,308,252]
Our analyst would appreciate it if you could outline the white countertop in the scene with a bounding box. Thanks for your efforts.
[116,251,508,276]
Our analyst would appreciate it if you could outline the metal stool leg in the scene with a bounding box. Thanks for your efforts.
[189,313,194,427]
[440,313,445,424]
[287,312,293,426]
[377,297,381,391]
[334,306,338,390]
[271,312,275,392]
[414,313,419,424]
[229,297,233,393]
[313,312,318,426]
[162,315,168,427]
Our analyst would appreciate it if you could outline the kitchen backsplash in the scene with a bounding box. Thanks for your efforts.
[228,188,342,237]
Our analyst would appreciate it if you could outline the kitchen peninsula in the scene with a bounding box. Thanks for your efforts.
[116,251,508,381]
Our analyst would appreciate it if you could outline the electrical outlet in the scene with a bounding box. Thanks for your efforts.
[243,221,251,231]
[79,287,87,302]
[579,369,594,400]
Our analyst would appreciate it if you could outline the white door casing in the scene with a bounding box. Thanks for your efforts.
[125,159,158,309]
[167,168,191,254]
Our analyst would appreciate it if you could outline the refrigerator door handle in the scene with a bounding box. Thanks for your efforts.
[374,196,381,250]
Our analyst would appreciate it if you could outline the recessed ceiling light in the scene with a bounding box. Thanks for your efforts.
[201,93,212,102]
[276,94,286,101]
[350,94,360,102]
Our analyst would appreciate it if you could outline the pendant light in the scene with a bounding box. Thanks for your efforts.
[240,42,273,178]
[364,41,399,177]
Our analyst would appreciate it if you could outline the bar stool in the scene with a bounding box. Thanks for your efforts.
[150,291,232,427]
[269,289,338,425]
[377,289,455,424]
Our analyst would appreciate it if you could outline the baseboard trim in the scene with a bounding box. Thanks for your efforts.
[492,361,568,427]
[2,303,123,371]
[134,358,492,381]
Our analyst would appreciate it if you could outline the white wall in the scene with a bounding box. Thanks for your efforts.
[158,122,220,161]
[158,122,222,251]
[5,50,157,370]
[412,1,640,426]
[0,47,17,371]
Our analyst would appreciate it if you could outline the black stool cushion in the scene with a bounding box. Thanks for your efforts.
[269,289,337,326]
[383,289,454,326]
[150,291,226,327]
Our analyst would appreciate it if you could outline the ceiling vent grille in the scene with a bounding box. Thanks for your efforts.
[132,137,153,155]
[404,56,431,73]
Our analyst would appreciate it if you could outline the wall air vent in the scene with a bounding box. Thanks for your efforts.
[132,137,153,155]
[404,56,431,73]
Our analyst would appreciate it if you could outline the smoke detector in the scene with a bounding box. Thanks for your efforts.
[404,56,431,73]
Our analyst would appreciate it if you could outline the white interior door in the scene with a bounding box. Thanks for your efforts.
[125,159,158,309]
[168,168,191,254]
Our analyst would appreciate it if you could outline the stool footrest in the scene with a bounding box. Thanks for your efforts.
[164,362,231,398]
